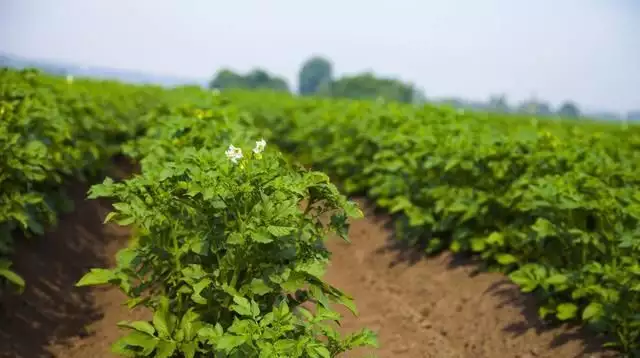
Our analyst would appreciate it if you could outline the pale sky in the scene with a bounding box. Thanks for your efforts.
[1,0,638,112]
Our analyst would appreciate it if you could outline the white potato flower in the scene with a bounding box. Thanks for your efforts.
[225,144,243,164]
[253,139,266,154]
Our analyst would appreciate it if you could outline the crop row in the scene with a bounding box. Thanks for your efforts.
[222,90,640,355]
[5,67,640,356]
[75,87,377,356]
[0,68,167,290]
[1,69,377,356]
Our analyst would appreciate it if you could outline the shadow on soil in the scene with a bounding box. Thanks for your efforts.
[0,172,130,358]
[484,279,615,357]
[363,202,617,358]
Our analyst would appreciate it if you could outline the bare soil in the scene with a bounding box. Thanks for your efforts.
[0,188,618,357]
[323,200,617,358]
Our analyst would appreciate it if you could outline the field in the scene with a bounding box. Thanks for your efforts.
[1,68,639,357]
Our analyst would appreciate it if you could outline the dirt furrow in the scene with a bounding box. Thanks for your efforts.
[323,199,616,358]
[0,182,148,358]
[0,192,617,358]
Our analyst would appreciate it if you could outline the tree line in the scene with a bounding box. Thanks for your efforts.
[209,55,637,120]
[209,56,422,105]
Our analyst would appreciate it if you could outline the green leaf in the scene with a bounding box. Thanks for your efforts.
[103,211,117,224]
[180,341,197,358]
[211,199,227,208]
[259,312,275,328]
[89,178,114,199]
[531,218,556,237]
[582,302,603,321]
[111,336,138,356]
[509,269,538,293]
[297,307,314,321]
[155,340,177,358]
[249,278,273,295]
[117,320,156,336]
[274,338,296,351]
[116,216,136,226]
[179,309,201,341]
[251,229,273,243]
[267,225,295,237]
[126,296,149,309]
[310,285,330,309]
[348,328,379,348]
[470,238,486,252]
[538,305,554,319]
[0,260,25,291]
[120,331,159,356]
[190,278,212,304]
[494,253,517,265]
[228,232,245,245]
[545,274,568,285]
[343,201,364,219]
[297,261,326,279]
[314,304,340,321]
[251,300,261,317]
[153,297,174,338]
[307,345,331,358]
[231,296,253,316]
[198,323,224,343]
[556,303,578,321]
[76,268,116,286]
[486,232,504,245]
[444,158,459,171]
[217,335,247,352]
[281,272,307,291]
[335,293,358,316]
[116,247,138,268]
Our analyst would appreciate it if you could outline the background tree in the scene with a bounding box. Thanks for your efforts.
[328,72,415,103]
[557,101,580,118]
[209,68,290,92]
[209,69,246,90]
[411,87,427,104]
[298,56,333,95]
[245,69,290,92]
[517,98,552,116]
[488,94,510,112]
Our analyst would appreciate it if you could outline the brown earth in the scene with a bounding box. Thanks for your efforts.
[0,160,148,358]
[323,201,618,358]
[0,186,619,357]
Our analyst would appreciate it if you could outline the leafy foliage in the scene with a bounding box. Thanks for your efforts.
[78,103,377,356]
[323,73,415,103]
[298,57,333,96]
[0,68,165,291]
[209,69,290,93]
[227,90,640,355]
[8,65,639,356]
[557,101,581,118]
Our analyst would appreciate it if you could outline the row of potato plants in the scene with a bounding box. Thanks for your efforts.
[223,90,640,355]
[0,68,167,292]
[77,96,377,357]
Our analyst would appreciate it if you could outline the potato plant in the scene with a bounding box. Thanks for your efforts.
[78,115,377,356]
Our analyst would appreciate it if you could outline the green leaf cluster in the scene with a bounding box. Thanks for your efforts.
[228,90,640,355]
[78,103,376,357]
[0,68,166,291]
